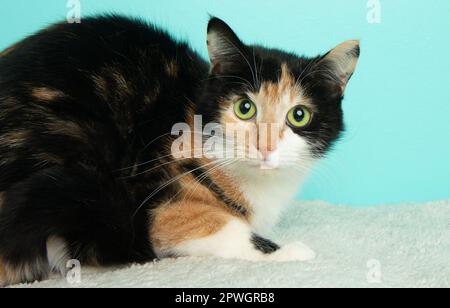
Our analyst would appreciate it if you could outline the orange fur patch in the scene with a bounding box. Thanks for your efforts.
[0,259,24,287]
[185,99,196,126]
[254,63,315,113]
[0,258,6,287]
[92,74,109,101]
[165,60,179,78]
[45,119,86,141]
[0,259,49,286]
[150,201,232,250]
[92,68,133,101]
[178,173,219,205]
[0,131,29,149]
[112,70,132,95]
[31,87,66,102]
[261,64,296,105]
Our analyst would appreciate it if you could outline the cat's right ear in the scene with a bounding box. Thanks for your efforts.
[207,17,247,75]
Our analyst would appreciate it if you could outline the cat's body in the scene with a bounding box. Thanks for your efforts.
[0,15,359,286]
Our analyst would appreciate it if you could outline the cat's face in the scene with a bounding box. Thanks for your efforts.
[198,18,359,174]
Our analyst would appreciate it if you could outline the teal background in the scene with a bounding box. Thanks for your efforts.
[1,0,449,206]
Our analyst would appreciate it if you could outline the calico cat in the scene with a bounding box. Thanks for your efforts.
[0,15,359,286]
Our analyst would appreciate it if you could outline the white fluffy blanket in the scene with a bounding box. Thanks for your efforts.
[14,201,450,288]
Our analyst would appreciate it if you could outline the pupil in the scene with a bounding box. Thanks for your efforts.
[240,101,251,114]
[294,108,304,122]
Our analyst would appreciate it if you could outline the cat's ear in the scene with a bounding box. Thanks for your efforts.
[319,40,360,93]
[207,17,247,74]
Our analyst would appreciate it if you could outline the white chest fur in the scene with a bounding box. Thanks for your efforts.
[246,176,303,235]
[228,167,306,236]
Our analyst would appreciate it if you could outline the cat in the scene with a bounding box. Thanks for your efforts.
[0,14,359,286]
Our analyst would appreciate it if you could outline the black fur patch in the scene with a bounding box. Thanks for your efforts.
[251,234,280,254]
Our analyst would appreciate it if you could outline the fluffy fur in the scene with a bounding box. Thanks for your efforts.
[0,15,359,286]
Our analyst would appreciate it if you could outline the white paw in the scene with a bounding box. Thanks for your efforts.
[267,242,316,262]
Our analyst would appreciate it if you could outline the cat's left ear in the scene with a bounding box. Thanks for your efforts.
[319,40,360,93]
[207,17,248,74]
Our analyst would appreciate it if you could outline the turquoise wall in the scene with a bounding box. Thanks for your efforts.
[1,0,450,206]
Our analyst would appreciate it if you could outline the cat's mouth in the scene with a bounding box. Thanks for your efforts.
[243,159,281,171]
[259,161,280,170]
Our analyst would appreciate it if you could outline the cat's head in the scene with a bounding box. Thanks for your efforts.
[198,18,359,174]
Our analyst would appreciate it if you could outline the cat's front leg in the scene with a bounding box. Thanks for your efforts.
[150,202,315,262]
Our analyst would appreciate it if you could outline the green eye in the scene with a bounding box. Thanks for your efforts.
[234,99,257,120]
[287,106,312,128]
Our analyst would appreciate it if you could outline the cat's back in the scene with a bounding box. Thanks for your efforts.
[0,14,208,142]
[0,14,206,95]
[0,15,207,187]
